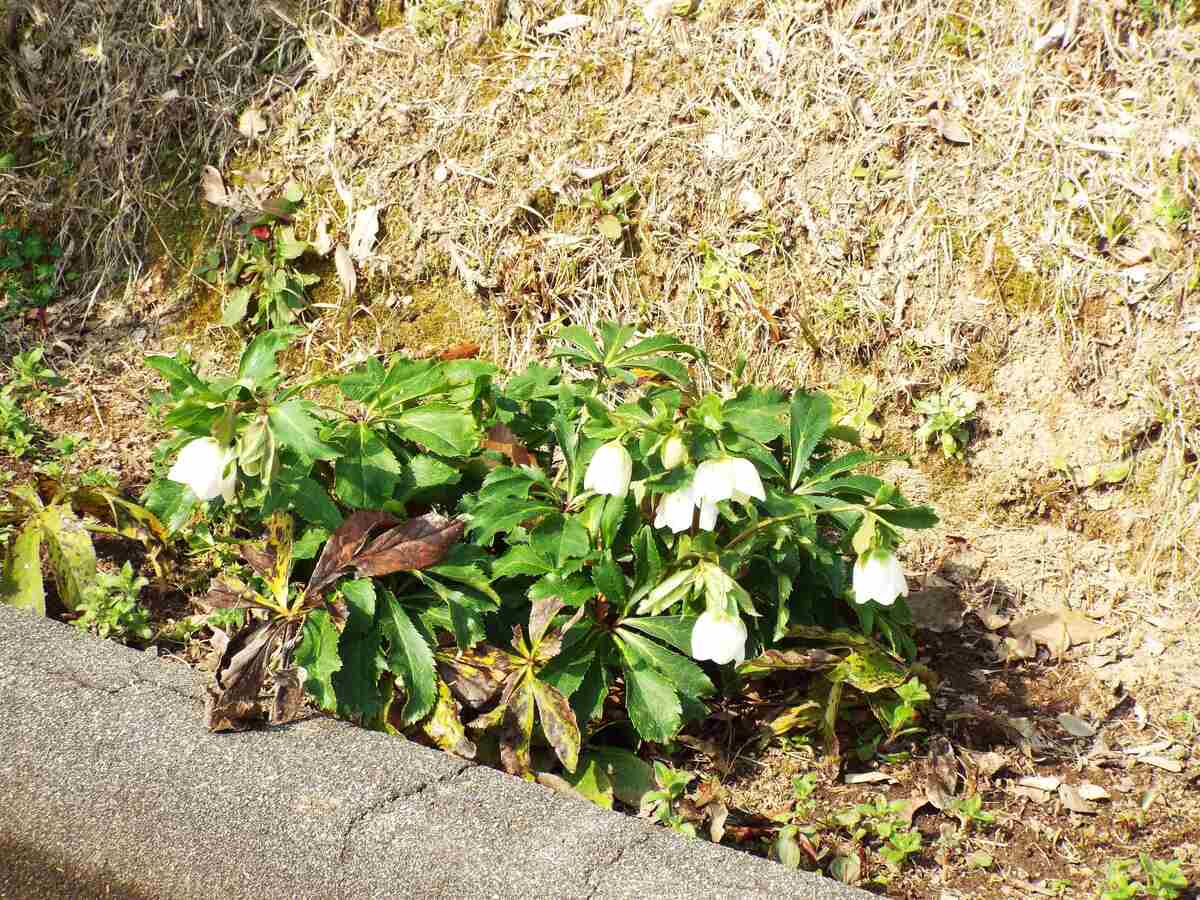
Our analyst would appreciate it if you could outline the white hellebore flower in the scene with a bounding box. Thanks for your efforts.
[690,456,765,531]
[584,442,633,498]
[852,549,908,607]
[168,437,237,503]
[691,609,748,666]
[654,485,695,533]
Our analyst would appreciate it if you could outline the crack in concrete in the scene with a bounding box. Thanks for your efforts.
[15,657,201,704]
[337,764,472,864]
[582,831,653,899]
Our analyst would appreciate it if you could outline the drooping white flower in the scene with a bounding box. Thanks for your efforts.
[697,498,719,531]
[654,485,695,533]
[584,442,633,498]
[660,434,687,470]
[692,456,765,506]
[691,609,748,665]
[852,549,908,606]
[168,437,237,503]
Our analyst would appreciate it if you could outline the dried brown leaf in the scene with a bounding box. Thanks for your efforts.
[335,245,356,297]
[271,666,307,724]
[925,737,958,811]
[438,342,481,361]
[354,513,466,577]
[306,510,398,597]
[928,108,972,144]
[1007,609,1116,658]
[238,107,268,141]
[200,165,232,207]
[482,423,538,468]
[1058,783,1097,815]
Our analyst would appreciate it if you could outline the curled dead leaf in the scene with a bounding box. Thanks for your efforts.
[482,423,538,468]
[928,108,972,145]
[237,107,269,141]
[335,245,356,298]
[348,205,380,261]
[200,165,232,207]
[438,342,481,361]
[1006,608,1116,659]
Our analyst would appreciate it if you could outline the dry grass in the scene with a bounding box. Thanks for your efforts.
[0,0,324,300]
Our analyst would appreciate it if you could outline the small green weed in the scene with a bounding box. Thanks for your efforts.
[73,562,153,644]
[0,218,75,321]
[199,183,320,331]
[1101,855,1190,899]
[580,180,638,242]
[914,384,978,460]
[642,762,699,837]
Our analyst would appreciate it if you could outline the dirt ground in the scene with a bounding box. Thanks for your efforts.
[3,0,1199,896]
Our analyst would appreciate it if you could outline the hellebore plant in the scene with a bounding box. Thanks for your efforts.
[142,320,936,782]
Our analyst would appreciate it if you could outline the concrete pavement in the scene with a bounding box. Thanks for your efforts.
[0,606,871,899]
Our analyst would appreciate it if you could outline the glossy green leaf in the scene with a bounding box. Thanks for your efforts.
[295,609,342,712]
[788,391,833,489]
[378,590,437,725]
[141,478,196,535]
[335,424,401,509]
[616,628,714,700]
[620,643,682,743]
[268,399,338,461]
[619,615,696,654]
[391,404,479,457]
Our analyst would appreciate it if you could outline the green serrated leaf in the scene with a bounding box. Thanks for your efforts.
[295,609,342,712]
[378,591,437,725]
[619,615,696,654]
[616,628,714,700]
[140,478,197,535]
[0,522,45,615]
[392,404,479,458]
[335,424,401,509]
[268,399,338,461]
[789,391,833,489]
[620,644,683,743]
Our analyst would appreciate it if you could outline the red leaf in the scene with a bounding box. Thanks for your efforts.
[438,342,481,360]
[306,510,398,597]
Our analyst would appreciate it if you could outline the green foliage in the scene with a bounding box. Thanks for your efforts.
[579,180,638,242]
[914,383,978,459]
[1102,856,1190,900]
[0,478,170,621]
[642,761,698,837]
[72,562,152,643]
[0,217,75,321]
[149,321,937,794]
[197,184,319,331]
